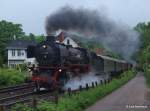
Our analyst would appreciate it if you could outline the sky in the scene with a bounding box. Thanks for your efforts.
[0,0,150,35]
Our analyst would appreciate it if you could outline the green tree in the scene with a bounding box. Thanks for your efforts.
[135,22,150,68]
[135,22,150,49]
[35,34,45,43]
[21,33,45,43]
[0,20,25,65]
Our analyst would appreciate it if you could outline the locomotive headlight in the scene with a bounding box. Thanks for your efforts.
[43,45,47,49]
[28,69,31,72]
[59,69,62,72]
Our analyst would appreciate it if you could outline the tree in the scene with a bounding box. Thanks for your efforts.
[35,34,45,43]
[135,22,150,68]
[135,22,150,49]
[21,34,45,43]
[0,20,25,65]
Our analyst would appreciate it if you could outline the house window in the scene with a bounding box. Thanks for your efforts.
[12,50,15,56]
[67,39,70,45]
[22,52,24,56]
[17,50,21,56]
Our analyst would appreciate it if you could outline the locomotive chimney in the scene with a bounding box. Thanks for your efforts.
[46,35,55,42]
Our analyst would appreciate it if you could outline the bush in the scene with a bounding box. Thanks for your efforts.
[0,68,26,87]
[14,64,27,72]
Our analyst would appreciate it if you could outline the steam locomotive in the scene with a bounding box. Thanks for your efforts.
[27,35,132,91]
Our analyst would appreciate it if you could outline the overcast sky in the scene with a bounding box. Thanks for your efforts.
[0,0,150,35]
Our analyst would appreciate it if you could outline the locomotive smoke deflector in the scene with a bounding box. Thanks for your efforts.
[27,35,55,58]
[27,45,35,58]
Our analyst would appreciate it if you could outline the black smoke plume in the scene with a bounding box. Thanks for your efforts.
[46,6,140,62]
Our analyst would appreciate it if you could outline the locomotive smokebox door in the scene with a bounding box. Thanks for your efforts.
[27,45,35,58]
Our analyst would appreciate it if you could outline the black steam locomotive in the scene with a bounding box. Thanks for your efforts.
[27,35,132,91]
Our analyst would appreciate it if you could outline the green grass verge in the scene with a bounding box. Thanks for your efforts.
[12,70,136,111]
[144,66,150,88]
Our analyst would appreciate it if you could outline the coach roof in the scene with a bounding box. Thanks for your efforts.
[97,54,127,63]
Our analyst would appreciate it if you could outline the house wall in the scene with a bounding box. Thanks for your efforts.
[62,37,78,47]
[8,49,36,67]
[8,49,27,67]
[8,49,27,60]
[8,60,24,67]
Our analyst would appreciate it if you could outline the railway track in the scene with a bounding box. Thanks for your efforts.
[0,83,58,111]
[0,83,34,93]
[0,83,35,99]
[0,91,56,111]
[0,83,36,111]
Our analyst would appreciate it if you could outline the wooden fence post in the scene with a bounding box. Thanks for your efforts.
[92,82,95,88]
[104,79,107,84]
[79,85,82,91]
[108,78,110,83]
[55,94,58,104]
[86,83,89,90]
[32,97,37,109]
[100,80,103,85]
[95,81,98,86]
[68,88,71,96]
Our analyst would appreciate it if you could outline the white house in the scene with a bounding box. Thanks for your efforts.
[6,40,36,67]
[56,31,80,47]
[62,37,79,47]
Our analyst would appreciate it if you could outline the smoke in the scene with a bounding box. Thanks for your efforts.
[63,72,108,90]
[46,6,140,62]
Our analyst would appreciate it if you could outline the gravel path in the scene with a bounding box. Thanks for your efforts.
[85,72,150,111]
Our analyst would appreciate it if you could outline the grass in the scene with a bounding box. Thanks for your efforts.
[144,65,150,88]
[12,70,136,111]
[0,68,26,88]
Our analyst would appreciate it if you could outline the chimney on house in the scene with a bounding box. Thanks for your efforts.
[57,32,65,43]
